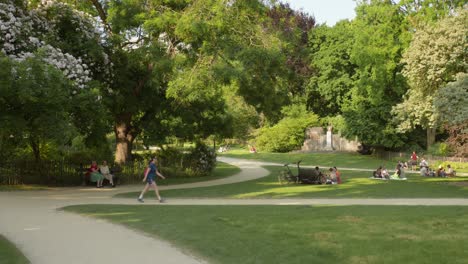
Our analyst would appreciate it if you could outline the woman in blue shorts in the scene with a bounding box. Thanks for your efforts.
[138,157,166,203]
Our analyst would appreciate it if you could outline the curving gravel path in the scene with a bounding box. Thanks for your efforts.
[0,157,467,264]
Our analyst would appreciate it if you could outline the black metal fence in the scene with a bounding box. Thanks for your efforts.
[0,160,148,186]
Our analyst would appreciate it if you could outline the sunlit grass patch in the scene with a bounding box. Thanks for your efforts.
[65,205,468,264]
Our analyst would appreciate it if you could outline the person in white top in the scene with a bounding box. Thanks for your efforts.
[99,160,114,187]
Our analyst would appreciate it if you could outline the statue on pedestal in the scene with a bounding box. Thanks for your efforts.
[325,125,334,151]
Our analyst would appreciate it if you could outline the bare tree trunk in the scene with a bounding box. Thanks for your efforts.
[30,137,40,162]
[426,127,436,150]
[114,113,136,164]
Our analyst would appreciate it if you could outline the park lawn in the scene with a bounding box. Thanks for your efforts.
[221,149,399,169]
[64,204,468,264]
[220,148,468,173]
[156,161,240,186]
[0,235,30,264]
[0,184,51,192]
[116,166,468,199]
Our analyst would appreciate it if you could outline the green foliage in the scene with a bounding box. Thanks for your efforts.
[393,9,467,132]
[255,104,319,152]
[223,86,259,141]
[157,143,216,177]
[342,0,409,149]
[0,54,74,160]
[320,115,346,134]
[434,74,468,126]
[184,142,217,176]
[399,0,467,26]
[427,143,451,157]
[307,21,356,116]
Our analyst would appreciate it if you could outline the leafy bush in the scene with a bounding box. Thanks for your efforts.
[255,105,320,152]
[320,115,346,134]
[157,143,216,177]
[427,143,452,157]
[184,143,217,176]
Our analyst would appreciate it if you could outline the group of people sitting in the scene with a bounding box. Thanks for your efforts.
[419,159,456,177]
[86,160,115,188]
[373,161,407,180]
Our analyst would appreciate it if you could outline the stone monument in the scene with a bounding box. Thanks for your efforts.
[324,125,334,151]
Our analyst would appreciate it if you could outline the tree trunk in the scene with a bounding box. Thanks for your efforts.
[426,127,436,150]
[114,113,137,164]
[30,137,41,162]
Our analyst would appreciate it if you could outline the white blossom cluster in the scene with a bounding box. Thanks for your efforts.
[0,0,107,90]
[41,45,92,89]
[37,0,100,40]
[0,2,40,55]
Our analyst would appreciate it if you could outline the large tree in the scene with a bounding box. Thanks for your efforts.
[81,0,289,163]
[307,20,356,117]
[433,74,468,157]
[0,0,108,160]
[392,8,467,148]
[341,0,409,150]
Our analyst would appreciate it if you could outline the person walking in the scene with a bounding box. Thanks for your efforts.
[138,157,166,203]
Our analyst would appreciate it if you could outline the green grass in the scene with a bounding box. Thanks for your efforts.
[155,161,241,186]
[0,235,30,264]
[64,204,468,264]
[220,148,468,172]
[221,149,397,169]
[116,166,468,199]
[0,184,51,192]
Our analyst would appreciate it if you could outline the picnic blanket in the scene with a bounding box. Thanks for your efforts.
[369,176,407,181]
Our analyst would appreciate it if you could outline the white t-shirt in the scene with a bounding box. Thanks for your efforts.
[100,165,110,175]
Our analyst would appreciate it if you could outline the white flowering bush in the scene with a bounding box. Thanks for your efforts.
[0,0,108,89]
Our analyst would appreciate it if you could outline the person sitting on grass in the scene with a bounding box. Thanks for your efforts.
[99,160,114,187]
[436,165,446,177]
[373,166,383,178]
[446,164,456,177]
[89,161,104,188]
[398,161,406,178]
[328,168,337,184]
[420,165,429,177]
[334,166,342,184]
[381,167,390,179]
[390,164,402,179]
[419,158,428,169]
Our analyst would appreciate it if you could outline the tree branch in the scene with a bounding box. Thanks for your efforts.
[89,0,112,34]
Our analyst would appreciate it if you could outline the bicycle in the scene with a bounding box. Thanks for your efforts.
[278,162,298,184]
[278,161,326,185]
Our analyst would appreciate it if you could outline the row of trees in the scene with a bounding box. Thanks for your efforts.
[1,0,466,164]
[307,0,466,156]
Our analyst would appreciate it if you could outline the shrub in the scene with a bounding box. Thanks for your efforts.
[185,143,217,176]
[427,143,452,157]
[256,105,320,152]
[156,143,216,177]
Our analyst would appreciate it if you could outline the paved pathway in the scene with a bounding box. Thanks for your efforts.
[1,157,467,264]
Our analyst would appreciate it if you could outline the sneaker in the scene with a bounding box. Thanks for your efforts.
[159,198,165,203]
[137,198,144,203]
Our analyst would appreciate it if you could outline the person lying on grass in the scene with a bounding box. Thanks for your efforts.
[138,157,166,203]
